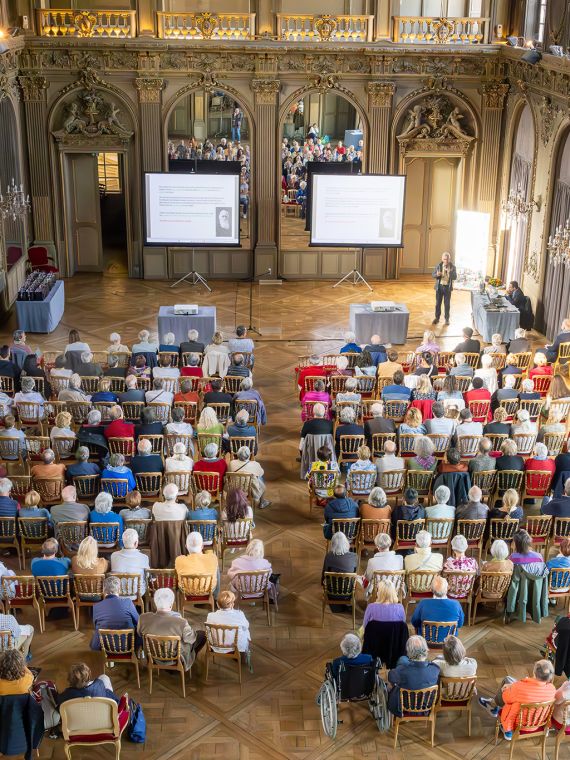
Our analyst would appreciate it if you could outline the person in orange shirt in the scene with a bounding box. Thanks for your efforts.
[30,448,66,481]
[479,659,556,740]
[173,378,200,406]
[175,531,219,597]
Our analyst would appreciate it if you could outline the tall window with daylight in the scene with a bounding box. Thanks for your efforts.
[97,153,121,194]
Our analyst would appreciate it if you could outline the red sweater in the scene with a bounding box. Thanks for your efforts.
[193,458,227,482]
[104,420,135,440]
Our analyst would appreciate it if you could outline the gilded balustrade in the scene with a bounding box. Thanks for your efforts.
[36,9,136,37]
[393,16,490,44]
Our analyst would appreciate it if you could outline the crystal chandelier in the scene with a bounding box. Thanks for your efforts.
[501,183,540,223]
[0,179,31,222]
[548,219,570,267]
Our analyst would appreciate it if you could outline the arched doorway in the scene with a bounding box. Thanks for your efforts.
[279,91,364,253]
[501,104,535,285]
[166,90,252,244]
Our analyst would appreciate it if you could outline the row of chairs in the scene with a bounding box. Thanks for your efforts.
[39,349,254,372]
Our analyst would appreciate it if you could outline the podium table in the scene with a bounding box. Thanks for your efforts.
[15,280,65,333]
[157,306,216,346]
[349,303,409,345]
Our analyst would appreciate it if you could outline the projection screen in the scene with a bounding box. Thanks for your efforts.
[310,174,406,248]
[144,172,240,247]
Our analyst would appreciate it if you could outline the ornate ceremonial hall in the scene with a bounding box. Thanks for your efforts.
[0,0,569,757]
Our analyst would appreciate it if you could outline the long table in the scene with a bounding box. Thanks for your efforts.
[157,305,217,346]
[471,292,520,343]
[15,280,65,333]
[349,303,410,345]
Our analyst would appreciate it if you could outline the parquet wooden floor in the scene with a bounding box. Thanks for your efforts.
[0,275,559,759]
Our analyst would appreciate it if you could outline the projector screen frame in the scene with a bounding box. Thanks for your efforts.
[143,169,242,248]
[309,172,407,249]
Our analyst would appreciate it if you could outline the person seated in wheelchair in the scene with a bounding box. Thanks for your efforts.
[328,633,374,683]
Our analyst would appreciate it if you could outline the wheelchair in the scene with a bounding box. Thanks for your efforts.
[316,659,391,739]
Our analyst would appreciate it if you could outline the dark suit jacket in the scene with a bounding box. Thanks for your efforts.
[134,421,163,439]
[548,331,570,361]
[432,261,457,291]
[300,418,333,438]
[507,338,530,354]
[334,423,364,456]
[388,660,440,716]
[364,417,395,446]
[541,496,570,517]
[506,288,526,310]
[131,454,164,474]
[0,694,44,760]
[453,338,481,354]
[180,341,205,356]
[91,595,139,649]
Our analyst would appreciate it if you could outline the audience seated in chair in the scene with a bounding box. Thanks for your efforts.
[165,441,194,475]
[131,438,163,476]
[489,487,523,521]
[322,484,359,540]
[330,632,372,682]
[364,532,403,592]
[495,439,525,473]
[89,492,124,539]
[433,635,477,677]
[411,577,464,637]
[206,589,251,654]
[31,537,70,577]
[425,485,454,519]
[360,486,391,520]
[0,650,34,695]
[90,575,139,651]
[363,580,406,627]
[0,478,18,517]
[152,483,187,522]
[19,489,52,525]
[57,661,119,706]
[321,532,357,583]
[104,405,135,440]
[51,485,90,528]
[30,448,66,482]
[111,528,150,595]
[187,490,218,522]
[404,530,442,572]
[375,440,405,480]
[455,486,488,521]
[175,531,219,597]
[542,478,570,516]
[228,445,270,509]
[101,453,136,494]
[468,438,495,474]
[65,446,101,482]
[387,635,440,717]
[71,535,108,576]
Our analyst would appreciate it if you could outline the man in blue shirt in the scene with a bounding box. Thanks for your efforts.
[381,370,412,402]
[323,484,359,539]
[226,409,257,454]
[31,538,71,576]
[411,576,464,642]
[542,478,570,517]
[130,438,164,475]
[0,478,18,517]
[65,446,101,483]
[339,331,361,354]
[387,635,440,716]
[91,576,140,650]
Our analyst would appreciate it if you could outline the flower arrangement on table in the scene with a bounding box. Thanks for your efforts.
[484,276,503,288]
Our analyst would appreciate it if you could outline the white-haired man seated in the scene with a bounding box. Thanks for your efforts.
[131,329,158,356]
[58,373,91,402]
[329,632,373,681]
[363,532,403,594]
[145,377,174,407]
[110,528,150,596]
[131,437,164,475]
[228,445,270,509]
[78,351,103,378]
[404,530,444,572]
[339,331,361,355]
[375,440,405,479]
[179,329,205,359]
[138,587,206,670]
[107,332,130,354]
[387,635,440,716]
[364,402,395,447]
[152,483,187,521]
[425,485,454,519]
[411,576,464,639]
[175,531,219,597]
[455,485,488,520]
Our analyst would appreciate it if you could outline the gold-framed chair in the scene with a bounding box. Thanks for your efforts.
[121,402,144,423]
[463,352,480,369]
[99,628,141,689]
[345,469,376,500]
[92,402,115,422]
[377,469,406,502]
[220,518,253,571]
[370,569,406,601]
[322,571,358,629]
[147,402,171,424]
[15,401,45,429]
[443,569,477,623]
[533,375,552,397]
[196,433,222,457]
[228,435,257,460]
[164,470,193,498]
[73,574,105,628]
[57,521,88,556]
[145,633,187,697]
[512,432,537,457]
[519,398,545,421]
[371,432,397,458]
[89,523,121,554]
[471,470,497,501]
[405,570,441,616]
[511,351,533,372]
[468,399,491,423]
[543,431,567,458]
[78,376,100,394]
[0,629,14,652]
[491,470,524,506]
[72,474,101,504]
[383,400,410,424]
[434,675,477,737]
[425,517,455,553]
[36,575,77,630]
[107,437,135,461]
[484,517,520,557]
[356,518,391,565]
[524,471,553,505]
[457,434,483,459]
[0,375,15,396]
[181,351,204,367]
[0,437,24,467]
[165,433,194,457]
[453,375,472,393]
[498,398,519,420]
[493,700,554,759]
[18,516,49,567]
[398,433,423,457]
[233,398,258,426]
[186,520,219,555]
[173,400,198,425]
[60,695,130,760]
[135,472,163,499]
[144,568,178,611]
[308,469,339,512]
[113,572,144,612]
[392,684,439,749]
[66,401,93,426]
[548,517,570,558]
[551,399,570,423]
[204,623,242,683]
[9,475,32,501]
[394,518,425,552]
[0,516,21,569]
[489,354,507,371]
[206,402,231,424]
[485,433,508,453]
[456,519,487,561]
[548,568,570,610]
[178,572,215,614]
[405,469,434,500]
[192,471,222,503]
[158,351,179,368]
[471,570,512,625]
[426,433,451,457]
[553,699,570,760]
[2,574,42,631]
[327,517,361,551]
[100,478,129,503]
[338,434,365,467]
[233,569,275,626]
[421,620,458,649]
[138,434,164,457]
[124,518,152,548]
[224,375,244,394]
[108,377,126,394]
[33,477,64,507]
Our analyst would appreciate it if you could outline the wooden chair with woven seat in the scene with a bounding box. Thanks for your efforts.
[192,471,222,504]
[73,574,105,628]
[89,523,121,556]
[494,700,554,759]
[204,623,242,683]
[60,695,130,760]
[456,519,487,561]
[173,400,199,426]
[107,437,135,462]
[338,434,365,468]
[519,398,545,421]
[371,432,397,458]
[135,472,163,500]
[434,675,477,737]
[491,470,524,507]
[145,633,188,697]
[378,470,407,503]
[443,569,477,623]
[220,518,253,571]
[471,570,513,625]
[49,376,70,395]
[394,518,425,553]
[233,569,275,626]
[498,398,519,421]
[371,569,406,601]
[421,620,458,649]
[78,376,100,395]
[228,436,257,460]
[484,517,520,557]
[113,572,144,613]
[2,574,42,631]
[327,517,361,552]
[404,570,441,616]
[543,431,567,458]
[186,520,219,556]
[548,517,570,559]
[36,575,77,630]
[436,351,455,374]
[393,684,439,749]
[308,469,339,512]
[0,516,21,569]
[345,469,376,501]
[322,571,358,629]
[121,402,144,423]
[224,472,254,502]
[512,432,537,457]
[33,477,63,507]
[356,519,391,566]
[58,521,88,556]
[471,470,497,501]
[72,474,101,504]
[178,573,215,614]
[383,400,410,424]
[548,568,570,611]
[138,434,164,458]
[468,399,491,423]
[18,516,49,568]
[144,569,178,612]
[426,433,451,458]
[405,470,434,501]
[425,517,455,554]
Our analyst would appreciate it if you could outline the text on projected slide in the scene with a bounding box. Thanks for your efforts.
[310,174,406,247]
[145,173,239,246]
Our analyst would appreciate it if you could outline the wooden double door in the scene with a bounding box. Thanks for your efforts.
[400,155,462,274]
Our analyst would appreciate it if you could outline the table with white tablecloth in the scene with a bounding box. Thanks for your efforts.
[157,306,217,346]
[15,280,65,333]
[349,303,410,345]
[471,292,520,344]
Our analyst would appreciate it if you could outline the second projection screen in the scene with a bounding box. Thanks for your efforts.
[310,174,406,247]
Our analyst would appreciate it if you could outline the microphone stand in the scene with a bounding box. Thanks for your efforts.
[247,268,271,336]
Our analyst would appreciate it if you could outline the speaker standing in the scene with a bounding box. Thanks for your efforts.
[432,251,457,326]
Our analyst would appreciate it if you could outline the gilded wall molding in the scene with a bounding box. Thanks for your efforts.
[18,75,48,101]
[251,79,280,106]
[524,248,541,281]
[482,82,510,109]
[135,77,165,103]
[539,96,562,146]
[0,76,19,102]
[367,82,395,108]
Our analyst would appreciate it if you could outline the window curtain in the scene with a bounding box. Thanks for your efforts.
[540,179,570,340]
[502,153,532,285]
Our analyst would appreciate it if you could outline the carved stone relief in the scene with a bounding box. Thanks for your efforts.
[135,77,165,103]
[367,82,395,108]
[251,79,280,106]
[539,96,561,146]
[397,95,474,155]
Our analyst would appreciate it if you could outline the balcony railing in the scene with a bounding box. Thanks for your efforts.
[157,12,255,39]
[36,9,136,37]
[276,14,374,42]
[393,16,490,44]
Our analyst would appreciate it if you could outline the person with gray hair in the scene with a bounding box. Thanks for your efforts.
[340,331,361,354]
[30,448,66,482]
[152,482,187,521]
[434,635,477,678]
[227,352,252,379]
[360,486,390,520]
[468,436,496,475]
[179,329,205,358]
[159,331,179,353]
[455,485,488,520]
[479,659,555,739]
[0,478,17,517]
[187,489,218,522]
[175,531,219,598]
[335,376,362,409]
[58,373,91,402]
[444,534,478,579]
[107,332,129,355]
[542,476,570,517]
[130,437,164,476]
[226,409,258,455]
[9,329,32,369]
[364,401,395,446]
[507,327,530,355]
[14,375,45,416]
[101,452,136,494]
[145,376,174,406]
[411,576,464,642]
[227,445,270,508]
[234,377,267,425]
[375,439,405,477]
[90,574,140,651]
[491,371,519,412]
[65,446,101,483]
[322,531,357,585]
[450,352,474,378]
[0,415,25,459]
[50,484,90,528]
[330,633,373,680]
[131,329,158,355]
[90,491,124,545]
[193,440,227,484]
[364,531,403,591]
[482,539,514,575]
[510,408,537,436]
[408,436,436,472]
[110,528,150,595]
[228,325,255,363]
[78,351,103,378]
[165,440,194,477]
[300,403,333,454]
[31,537,71,577]
[118,374,146,403]
[404,530,443,572]
[424,400,455,436]
[387,635,440,716]
[425,485,454,519]
[165,405,194,441]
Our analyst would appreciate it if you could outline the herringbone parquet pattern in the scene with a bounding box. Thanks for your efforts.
[0,274,559,758]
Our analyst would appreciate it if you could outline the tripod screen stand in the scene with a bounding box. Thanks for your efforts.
[332,248,372,291]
